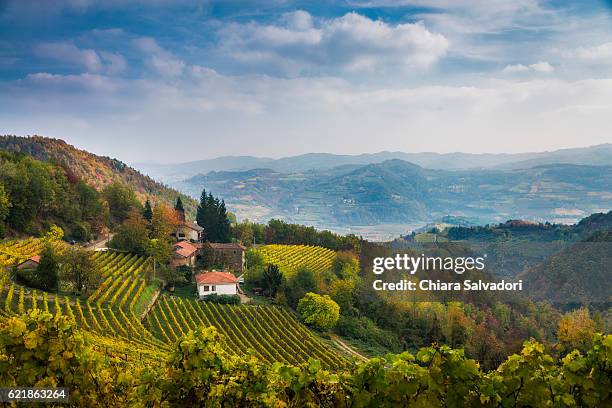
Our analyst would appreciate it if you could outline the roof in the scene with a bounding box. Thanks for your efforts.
[209,243,246,251]
[174,241,198,257]
[17,255,40,267]
[195,271,238,285]
[183,221,204,232]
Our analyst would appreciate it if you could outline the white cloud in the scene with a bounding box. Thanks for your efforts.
[133,37,185,77]
[34,42,127,75]
[563,42,612,62]
[503,61,553,74]
[503,64,529,73]
[217,11,449,74]
[3,68,612,161]
[529,61,554,72]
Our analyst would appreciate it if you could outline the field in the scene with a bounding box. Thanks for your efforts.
[255,244,336,277]
[0,240,349,367]
[145,295,347,369]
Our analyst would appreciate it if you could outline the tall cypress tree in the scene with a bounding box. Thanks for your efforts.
[196,189,207,231]
[218,199,231,243]
[174,196,185,222]
[143,199,153,222]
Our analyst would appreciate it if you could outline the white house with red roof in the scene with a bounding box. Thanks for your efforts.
[195,270,238,298]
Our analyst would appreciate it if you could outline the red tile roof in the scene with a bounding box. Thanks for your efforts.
[174,241,198,257]
[195,271,238,284]
[30,255,41,263]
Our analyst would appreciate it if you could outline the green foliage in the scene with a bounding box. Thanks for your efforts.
[0,151,107,239]
[0,311,610,407]
[196,188,231,243]
[284,266,318,308]
[60,246,100,295]
[336,315,403,353]
[103,181,141,226]
[298,292,340,331]
[16,243,60,291]
[109,208,150,254]
[142,199,153,221]
[262,263,283,298]
[200,293,241,305]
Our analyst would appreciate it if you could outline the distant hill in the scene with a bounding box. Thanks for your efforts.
[0,135,196,214]
[135,144,612,183]
[520,227,612,306]
[176,159,612,234]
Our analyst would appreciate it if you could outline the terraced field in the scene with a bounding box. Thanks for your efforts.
[255,244,336,277]
[0,239,350,368]
[145,295,348,369]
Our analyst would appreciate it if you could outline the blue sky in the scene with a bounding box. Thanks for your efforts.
[1,0,611,163]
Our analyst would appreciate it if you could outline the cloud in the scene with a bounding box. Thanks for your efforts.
[133,37,185,77]
[34,42,127,74]
[216,11,449,75]
[3,66,612,161]
[563,42,612,62]
[503,61,553,73]
[529,61,554,72]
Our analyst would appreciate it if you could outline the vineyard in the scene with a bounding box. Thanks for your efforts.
[255,244,336,277]
[0,238,67,284]
[0,239,350,367]
[145,294,348,369]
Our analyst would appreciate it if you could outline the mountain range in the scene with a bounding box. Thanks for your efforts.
[135,144,612,183]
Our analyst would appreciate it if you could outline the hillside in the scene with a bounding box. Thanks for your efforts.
[175,160,612,234]
[0,135,197,214]
[520,231,611,306]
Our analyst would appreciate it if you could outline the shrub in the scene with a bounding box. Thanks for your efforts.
[200,294,241,305]
[297,292,340,331]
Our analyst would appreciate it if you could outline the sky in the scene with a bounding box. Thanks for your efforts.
[1,0,612,163]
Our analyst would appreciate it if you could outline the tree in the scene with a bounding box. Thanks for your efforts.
[151,203,179,241]
[262,264,283,298]
[196,189,231,243]
[60,247,99,295]
[36,243,60,292]
[174,196,185,218]
[108,209,149,254]
[143,199,153,222]
[0,182,10,236]
[284,266,317,308]
[558,308,596,352]
[44,224,64,243]
[102,181,140,225]
[297,292,340,331]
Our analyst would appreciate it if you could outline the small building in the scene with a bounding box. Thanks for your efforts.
[16,255,40,271]
[208,243,246,273]
[174,221,204,242]
[195,271,239,298]
[171,241,198,268]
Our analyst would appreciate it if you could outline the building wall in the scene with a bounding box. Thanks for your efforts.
[197,283,237,297]
[16,260,39,270]
[213,248,245,273]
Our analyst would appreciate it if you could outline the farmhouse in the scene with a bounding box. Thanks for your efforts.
[16,255,40,271]
[171,241,198,268]
[208,243,246,273]
[174,220,204,242]
[195,270,239,298]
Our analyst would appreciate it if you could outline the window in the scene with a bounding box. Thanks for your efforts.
[211,285,216,291]
[203,285,209,291]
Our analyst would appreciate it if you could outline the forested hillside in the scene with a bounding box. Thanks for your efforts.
[0,135,196,215]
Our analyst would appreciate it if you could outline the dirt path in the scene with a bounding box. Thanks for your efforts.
[330,334,368,362]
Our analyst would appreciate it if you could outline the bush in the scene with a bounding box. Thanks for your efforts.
[336,315,403,353]
[297,292,340,331]
[200,294,241,305]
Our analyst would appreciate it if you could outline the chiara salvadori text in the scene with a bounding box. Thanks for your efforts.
[372,279,523,292]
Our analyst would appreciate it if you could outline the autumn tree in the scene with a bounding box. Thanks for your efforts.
[60,246,100,295]
[297,292,340,331]
[558,307,597,352]
[108,208,149,254]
